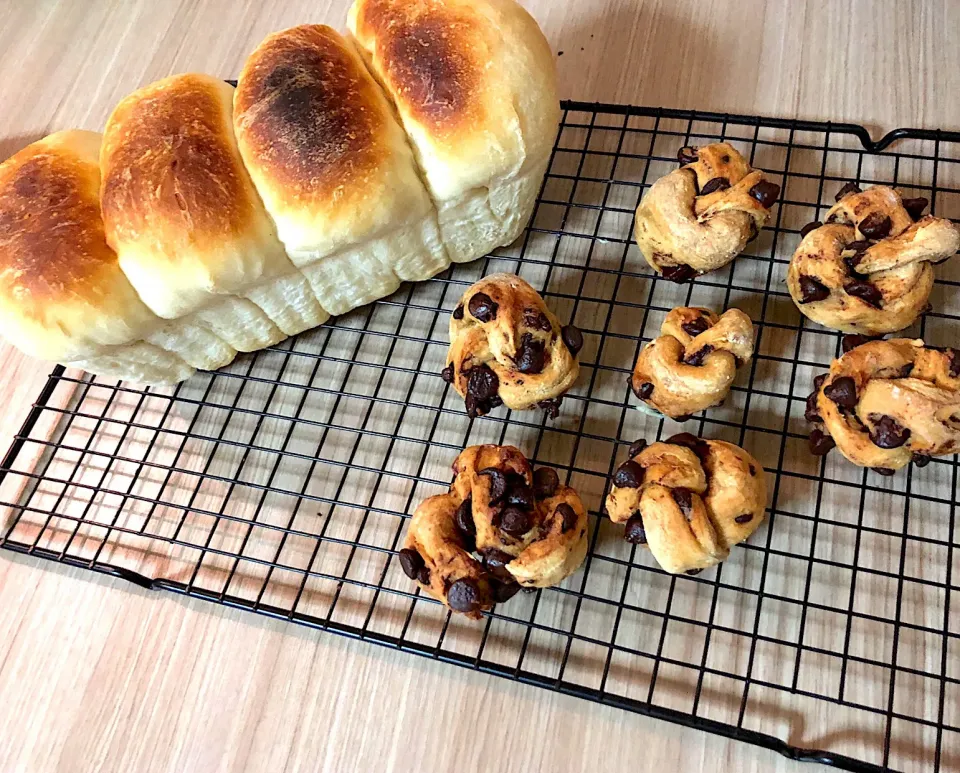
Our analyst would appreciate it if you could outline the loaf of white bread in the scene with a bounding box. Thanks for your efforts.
[0,0,559,385]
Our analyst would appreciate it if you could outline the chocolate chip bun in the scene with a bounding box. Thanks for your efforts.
[400,445,588,618]
[634,143,781,281]
[805,338,960,473]
[632,307,755,420]
[787,184,959,334]
[443,274,583,418]
[605,435,767,575]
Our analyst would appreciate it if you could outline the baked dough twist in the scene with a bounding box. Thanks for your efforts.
[632,307,755,419]
[443,274,582,418]
[787,184,959,334]
[805,338,960,473]
[605,434,767,574]
[634,143,781,281]
[400,445,588,618]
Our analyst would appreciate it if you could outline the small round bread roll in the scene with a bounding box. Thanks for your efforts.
[632,307,755,420]
[634,143,780,281]
[805,338,960,474]
[400,445,588,618]
[605,434,767,574]
[787,184,958,334]
[443,274,583,418]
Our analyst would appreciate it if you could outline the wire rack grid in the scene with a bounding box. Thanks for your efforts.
[2,102,960,773]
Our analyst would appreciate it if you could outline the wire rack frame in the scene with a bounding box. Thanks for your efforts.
[2,102,960,773]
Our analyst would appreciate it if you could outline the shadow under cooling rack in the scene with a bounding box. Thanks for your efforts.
[3,103,960,773]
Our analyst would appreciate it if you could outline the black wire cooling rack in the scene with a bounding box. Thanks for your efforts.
[3,102,960,773]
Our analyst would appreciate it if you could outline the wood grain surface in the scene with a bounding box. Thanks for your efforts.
[1,2,958,772]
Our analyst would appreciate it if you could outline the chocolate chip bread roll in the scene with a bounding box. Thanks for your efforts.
[0,131,194,384]
[234,24,449,316]
[348,0,561,263]
[101,73,328,370]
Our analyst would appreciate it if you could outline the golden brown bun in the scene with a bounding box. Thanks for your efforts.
[0,130,193,383]
[348,0,560,262]
[234,25,448,315]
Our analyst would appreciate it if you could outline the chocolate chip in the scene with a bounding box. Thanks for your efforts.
[480,549,514,582]
[636,381,655,400]
[452,304,464,320]
[858,213,892,240]
[628,439,648,458]
[808,428,836,456]
[835,182,862,201]
[661,264,696,283]
[800,221,823,238]
[677,146,699,165]
[749,464,757,476]
[844,280,883,309]
[538,397,563,418]
[491,580,520,603]
[447,578,483,613]
[674,414,693,422]
[748,221,760,242]
[468,292,498,322]
[824,376,858,408]
[912,453,931,468]
[506,478,535,511]
[466,365,499,400]
[681,316,711,337]
[685,569,702,576]
[871,467,896,477]
[613,460,644,488]
[672,488,694,518]
[869,414,911,449]
[684,344,715,366]
[398,548,425,580]
[665,433,709,462]
[804,391,822,423]
[813,373,829,390]
[499,506,532,536]
[524,310,552,332]
[417,566,431,585]
[557,503,577,533]
[749,180,781,208]
[798,275,830,304]
[624,513,647,544]
[734,513,754,524]
[561,324,584,356]
[515,333,547,374]
[897,363,914,378]
[902,197,929,221]
[455,498,475,539]
[441,365,454,383]
[844,240,871,256]
[842,334,881,353]
[479,468,507,503]
[948,349,960,378]
[700,177,731,196]
[532,467,560,498]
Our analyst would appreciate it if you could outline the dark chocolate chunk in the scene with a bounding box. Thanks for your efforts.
[902,197,929,221]
[636,381,655,400]
[871,467,896,477]
[455,498,475,539]
[480,548,514,582]
[628,438,648,458]
[532,467,560,498]
[748,221,760,242]
[948,348,960,378]
[805,390,822,423]
[479,468,507,503]
[452,304,464,321]
[665,432,710,462]
[672,488,694,518]
[661,263,697,283]
[524,310,553,332]
[675,414,693,422]
[506,478,535,511]
[844,240,871,257]
[417,566,431,585]
[798,275,830,304]
[556,503,578,533]
[467,365,499,400]
[468,292,498,322]
[842,334,881,353]
[813,374,829,390]
[447,578,483,613]
[800,221,823,238]
[749,180,781,208]
[561,324,584,356]
[515,333,547,374]
[398,548,425,580]
[684,344,715,366]
[808,428,836,456]
[897,363,914,378]
[538,397,563,419]
[823,376,858,408]
[858,212,892,240]
[749,464,758,476]
[613,460,644,489]
[685,568,703,576]
[491,580,520,603]
[624,513,647,544]
[869,414,911,449]
[499,506,532,536]
[844,280,883,309]
[912,453,931,468]
[677,146,699,165]
[441,365,455,383]
[681,315,711,337]
[734,513,754,524]
[835,182,862,201]
[700,177,731,196]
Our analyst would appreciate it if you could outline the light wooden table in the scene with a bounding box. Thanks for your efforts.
[1,2,958,772]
